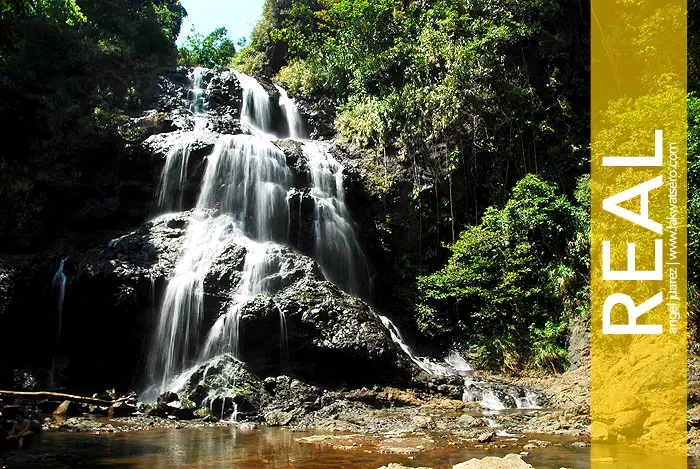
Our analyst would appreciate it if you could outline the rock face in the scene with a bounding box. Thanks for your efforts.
[92,211,416,387]
[0,66,418,398]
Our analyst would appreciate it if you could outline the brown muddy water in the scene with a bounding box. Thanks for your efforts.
[0,425,687,469]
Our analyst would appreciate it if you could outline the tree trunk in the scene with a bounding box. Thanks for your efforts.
[0,391,115,407]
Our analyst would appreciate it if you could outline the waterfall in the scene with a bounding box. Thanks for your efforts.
[146,70,294,397]
[304,142,367,297]
[50,258,67,389]
[275,85,306,139]
[235,71,274,135]
[157,67,208,212]
[147,68,481,404]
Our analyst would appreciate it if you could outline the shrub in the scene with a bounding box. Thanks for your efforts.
[416,174,588,370]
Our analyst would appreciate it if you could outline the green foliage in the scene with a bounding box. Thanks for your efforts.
[416,175,588,371]
[0,0,186,250]
[530,321,569,371]
[178,27,237,68]
[116,284,137,307]
[244,0,588,201]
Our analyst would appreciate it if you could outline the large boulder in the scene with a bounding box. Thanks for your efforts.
[180,354,268,420]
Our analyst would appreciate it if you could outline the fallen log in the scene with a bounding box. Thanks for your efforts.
[0,391,115,407]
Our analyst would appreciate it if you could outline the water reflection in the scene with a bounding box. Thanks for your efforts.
[10,426,689,469]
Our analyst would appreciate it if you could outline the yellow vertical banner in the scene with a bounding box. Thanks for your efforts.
[591,0,687,467]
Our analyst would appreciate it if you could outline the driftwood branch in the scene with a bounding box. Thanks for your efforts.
[0,391,115,407]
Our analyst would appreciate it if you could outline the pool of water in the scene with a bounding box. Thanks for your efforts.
[0,426,690,469]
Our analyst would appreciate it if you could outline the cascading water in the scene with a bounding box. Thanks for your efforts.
[146,135,291,396]
[146,72,294,398]
[304,142,368,297]
[52,258,67,339]
[275,85,306,139]
[379,315,454,376]
[201,240,283,360]
[145,68,543,412]
[157,67,208,212]
[50,258,67,389]
[270,81,367,296]
[235,71,274,136]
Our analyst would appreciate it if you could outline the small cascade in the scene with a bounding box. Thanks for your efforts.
[378,315,454,376]
[463,378,544,410]
[235,71,274,135]
[444,350,473,376]
[304,142,367,297]
[52,259,67,339]
[50,258,67,389]
[275,85,306,139]
[157,67,208,212]
[379,314,544,411]
[201,241,282,359]
[277,306,289,364]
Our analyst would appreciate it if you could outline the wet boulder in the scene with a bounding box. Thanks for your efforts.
[261,376,323,425]
[157,391,179,406]
[108,401,137,418]
[275,277,418,387]
[53,400,82,417]
[181,354,269,420]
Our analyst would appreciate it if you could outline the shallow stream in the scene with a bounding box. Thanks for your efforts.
[1,425,678,469]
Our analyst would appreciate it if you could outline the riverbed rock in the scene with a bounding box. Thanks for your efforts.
[180,354,269,420]
[54,400,82,417]
[477,431,495,443]
[452,454,534,469]
[108,402,137,418]
[377,465,431,469]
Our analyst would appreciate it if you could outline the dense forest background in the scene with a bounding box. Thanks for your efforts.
[0,0,696,373]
